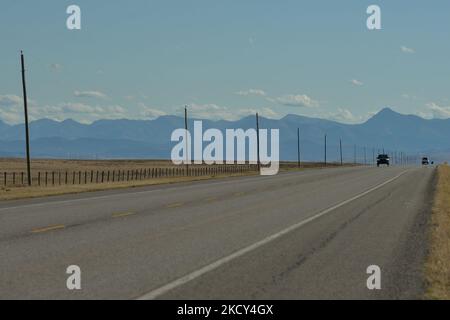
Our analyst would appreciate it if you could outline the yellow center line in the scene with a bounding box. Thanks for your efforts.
[166,202,184,208]
[31,224,65,234]
[112,211,136,218]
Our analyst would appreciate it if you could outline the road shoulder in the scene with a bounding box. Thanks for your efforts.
[425,165,450,299]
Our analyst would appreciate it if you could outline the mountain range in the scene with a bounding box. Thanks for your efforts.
[0,108,449,162]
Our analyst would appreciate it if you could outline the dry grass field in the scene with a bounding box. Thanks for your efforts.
[0,158,182,172]
[0,158,352,201]
[0,158,345,172]
[425,165,450,299]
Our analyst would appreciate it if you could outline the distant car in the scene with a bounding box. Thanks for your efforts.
[377,154,390,167]
[422,157,430,165]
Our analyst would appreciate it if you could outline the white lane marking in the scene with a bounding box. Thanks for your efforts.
[0,166,364,212]
[137,169,409,300]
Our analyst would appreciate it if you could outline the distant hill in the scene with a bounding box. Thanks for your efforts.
[1,108,449,162]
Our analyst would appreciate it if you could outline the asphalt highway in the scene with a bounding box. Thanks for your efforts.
[0,165,435,299]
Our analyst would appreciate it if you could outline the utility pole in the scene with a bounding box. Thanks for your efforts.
[20,51,32,186]
[339,139,343,166]
[297,128,301,168]
[184,106,189,175]
[324,134,327,166]
[256,113,261,172]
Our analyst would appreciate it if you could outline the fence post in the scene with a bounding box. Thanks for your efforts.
[52,172,55,186]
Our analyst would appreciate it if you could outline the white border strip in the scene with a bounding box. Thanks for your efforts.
[137,170,409,300]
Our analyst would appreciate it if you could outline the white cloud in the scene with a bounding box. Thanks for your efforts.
[183,103,280,121]
[0,109,22,124]
[0,94,40,124]
[74,90,108,99]
[25,103,127,123]
[424,102,450,119]
[326,108,359,123]
[350,79,363,86]
[401,46,415,54]
[138,103,167,119]
[235,89,267,97]
[322,108,374,124]
[236,107,280,119]
[0,93,280,125]
[185,103,234,120]
[272,94,319,108]
[61,102,101,114]
[0,94,23,107]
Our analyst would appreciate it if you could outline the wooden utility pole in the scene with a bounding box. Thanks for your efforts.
[20,51,32,186]
[184,106,189,175]
[256,113,261,172]
[297,128,301,168]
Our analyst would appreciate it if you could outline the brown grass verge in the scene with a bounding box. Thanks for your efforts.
[0,158,356,201]
[0,172,258,201]
[425,164,450,299]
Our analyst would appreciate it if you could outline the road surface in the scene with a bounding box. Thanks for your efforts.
[0,166,435,299]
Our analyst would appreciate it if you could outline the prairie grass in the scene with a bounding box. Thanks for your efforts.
[425,165,450,299]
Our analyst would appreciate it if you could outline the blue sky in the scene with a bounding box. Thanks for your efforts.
[1,0,450,124]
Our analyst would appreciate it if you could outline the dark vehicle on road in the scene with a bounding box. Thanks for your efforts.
[377,154,390,167]
[422,157,430,165]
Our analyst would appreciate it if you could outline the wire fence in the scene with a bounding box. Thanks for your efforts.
[0,164,260,188]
